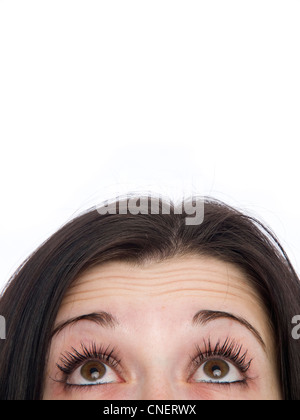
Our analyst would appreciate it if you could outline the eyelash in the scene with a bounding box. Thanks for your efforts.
[190,337,252,382]
[56,337,252,389]
[56,342,122,387]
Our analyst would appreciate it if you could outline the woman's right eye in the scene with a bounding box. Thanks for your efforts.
[66,360,120,386]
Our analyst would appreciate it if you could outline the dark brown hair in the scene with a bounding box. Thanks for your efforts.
[0,195,299,399]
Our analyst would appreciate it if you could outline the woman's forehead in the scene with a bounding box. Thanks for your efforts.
[61,255,258,302]
[56,255,270,340]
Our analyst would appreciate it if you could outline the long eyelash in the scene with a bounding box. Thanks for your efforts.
[56,342,122,376]
[191,337,252,373]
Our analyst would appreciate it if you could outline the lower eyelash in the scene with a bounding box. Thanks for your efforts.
[62,381,116,393]
[201,378,250,390]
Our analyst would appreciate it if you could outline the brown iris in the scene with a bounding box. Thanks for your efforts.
[80,361,106,382]
[203,359,229,379]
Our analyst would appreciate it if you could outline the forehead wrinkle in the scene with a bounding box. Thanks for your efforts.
[70,256,245,284]
[64,275,248,293]
[59,294,251,311]
[67,262,251,291]
[60,283,258,310]
[64,270,255,294]
[60,257,261,311]
[65,276,240,292]
[73,264,241,281]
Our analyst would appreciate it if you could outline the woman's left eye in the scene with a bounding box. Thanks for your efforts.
[66,360,120,386]
[192,358,244,384]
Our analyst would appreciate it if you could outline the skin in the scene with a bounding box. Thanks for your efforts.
[43,255,282,400]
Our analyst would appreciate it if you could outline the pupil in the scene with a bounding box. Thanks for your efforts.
[212,365,222,377]
[90,367,100,379]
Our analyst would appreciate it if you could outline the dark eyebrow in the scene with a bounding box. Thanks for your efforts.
[51,310,266,352]
[51,311,119,338]
[192,310,266,352]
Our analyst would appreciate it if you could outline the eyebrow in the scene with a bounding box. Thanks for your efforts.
[51,309,266,352]
[192,309,266,351]
[51,311,119,338]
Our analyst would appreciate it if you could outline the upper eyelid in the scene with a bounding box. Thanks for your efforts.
[189,338,252,372]
[57,343,122,375]
[190,353,252,375]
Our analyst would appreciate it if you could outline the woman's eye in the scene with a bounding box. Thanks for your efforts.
[192,358,244,384]
[66,360,120,386]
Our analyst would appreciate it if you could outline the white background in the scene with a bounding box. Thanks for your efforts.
[0,1,299,292]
